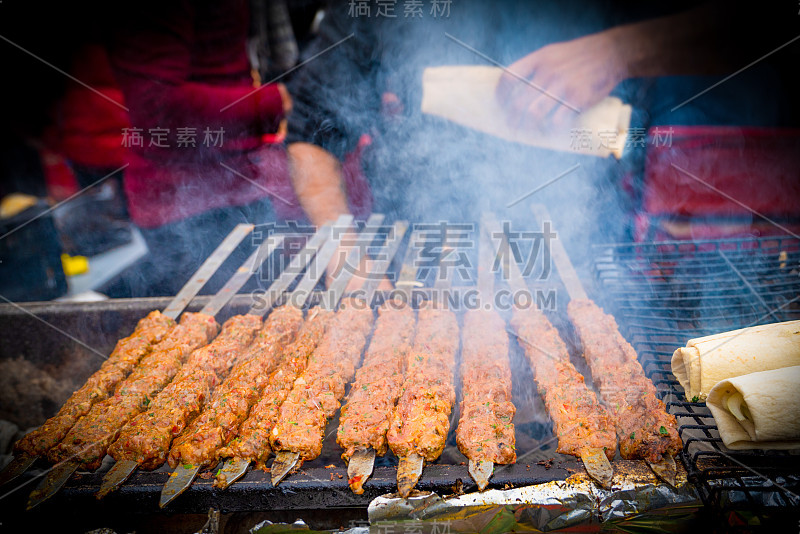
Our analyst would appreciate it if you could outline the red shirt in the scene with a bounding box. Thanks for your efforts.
[110,0,300,227]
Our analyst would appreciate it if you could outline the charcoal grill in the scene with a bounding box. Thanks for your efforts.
[0,293,586,532]
[8,224,792,532]
[591,235,800,529]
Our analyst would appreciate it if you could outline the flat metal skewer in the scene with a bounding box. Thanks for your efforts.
[485,211,615,489]
[321,221,409,494]
[397,453,424,498]
[89,233,286,505]
[465,221,498,491]
[0,454,37,488]
[159,465,202,508]
[0,224,255,492]
[468,459,494,492]
[345,222,410,493]
[25,461,80,510]
[580,448,613,489]
[530,204,677,486]
[213,217,354,490]
[96,459,138,500]
[270,214,386,487]
[162,223,256,319]
[158,223,347,508]
[395,242,456,498]
[213,457,250,490]
[347,448,376,494]
[646,455,676,487]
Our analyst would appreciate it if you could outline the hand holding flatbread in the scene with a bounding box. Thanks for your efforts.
[421,66,631,159]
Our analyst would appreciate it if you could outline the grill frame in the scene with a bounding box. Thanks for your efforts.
[0,292,585,519]
[590,235,800,527]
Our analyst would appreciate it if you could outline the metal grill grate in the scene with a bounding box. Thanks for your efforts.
[590,236,800,527]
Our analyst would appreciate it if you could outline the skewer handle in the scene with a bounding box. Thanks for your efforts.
[361,220,409,304]
[292,215,353,302]
[163,223,254,319]
[482,213,528,298]
[200,234,285,316]
[530,204,588,302]
[248,222,333,315]
[477,219,495,305]
[326,214,385,307]
[395,229,423,299]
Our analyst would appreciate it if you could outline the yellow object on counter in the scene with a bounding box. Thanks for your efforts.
[0,193,38,219]
[61,254,89,276]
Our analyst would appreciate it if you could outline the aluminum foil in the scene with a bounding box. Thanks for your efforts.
[366,460,701,533]
[247,461,700,533]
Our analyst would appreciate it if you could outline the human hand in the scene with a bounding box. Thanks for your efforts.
[496,29,628,132]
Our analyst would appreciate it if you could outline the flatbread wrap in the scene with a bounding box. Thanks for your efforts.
[706,366,800,450]
[671,321,800,401]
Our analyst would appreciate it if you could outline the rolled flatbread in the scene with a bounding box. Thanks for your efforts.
[421,65,631,159]
[707,366,800,450]
[672,320,800,401]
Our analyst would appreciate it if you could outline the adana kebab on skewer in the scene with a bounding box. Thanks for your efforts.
[157,223,348,505]
[454,222,515,491]
[107,314,262,467]
[263,216,394,486]
[160,224,334,507]
[214,215,389,490]
[47,312,221,471]
[456,308,516,490]
[510,306,616,487]
[27,233,284,509]
[484,213,616,487]
[97,218,353,500]
[159,306,303,503]
[337,300,416,494]
[269,298,375,485]
[567,299,681,477]
[213,308,334,487]
[388,300,459,497]
[334,222,415,494]
[14,311,174,459]
[530,204,680,484]
[0,224,254,488]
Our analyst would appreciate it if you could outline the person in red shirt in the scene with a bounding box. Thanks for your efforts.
[102,0,300,297]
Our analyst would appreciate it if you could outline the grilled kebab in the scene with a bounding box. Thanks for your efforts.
[269,298,375,484]
[13,310,175,460]
[456,308,516,490]
[214,308,334,485]
[337,299,416,494]
[107,314,262,470]
[510,305,617,486]
[46,312,220,470]
[166,306,304,470]
[567,299,681,466]
[387,300,459,497]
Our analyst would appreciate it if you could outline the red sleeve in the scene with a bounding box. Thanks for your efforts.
[110,0,284,145]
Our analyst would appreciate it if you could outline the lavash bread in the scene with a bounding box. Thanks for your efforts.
[706,366,800,450]
[671,321,800,401]
[420,65,631,159]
